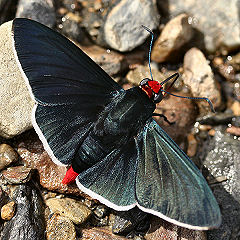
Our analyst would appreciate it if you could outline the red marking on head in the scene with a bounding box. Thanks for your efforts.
[62,166,79,185]
[148,80,162,94]
[141,80,162,99]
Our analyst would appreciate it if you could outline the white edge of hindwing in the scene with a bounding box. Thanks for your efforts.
[75,177,137,211]
[137,204,220,230]
[11,22,67,167]
[31,105,67,166]
[76,177,220,230]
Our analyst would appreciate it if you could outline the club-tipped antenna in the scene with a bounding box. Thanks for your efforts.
[142,25,154,81]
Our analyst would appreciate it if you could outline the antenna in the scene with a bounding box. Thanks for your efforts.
[142,25,154,81]
[161,89,215,112]
[141,26,215,113]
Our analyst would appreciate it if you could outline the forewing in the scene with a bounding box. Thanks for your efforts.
[12,18,123,165]
[76,139,138,210]
[12,18,122,106]
[135,120,221,230]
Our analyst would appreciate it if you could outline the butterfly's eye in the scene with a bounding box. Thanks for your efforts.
[140,78,151,87]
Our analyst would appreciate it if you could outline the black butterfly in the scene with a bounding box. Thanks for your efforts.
[12,18,221,230]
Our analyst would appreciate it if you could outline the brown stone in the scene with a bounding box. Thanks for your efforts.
[81,227,128,240]
[81,45,126,76]
[152,14,194,63]
[0,144,18,170]
[1,201,16,220]
[17,134,92,198]
[154,91,197,144]
[152,13,194,63]
[2,166,32,184]
[183,48,221,113]
[226,126,240,136]
[145,217,207,240]
[45,197,91,225]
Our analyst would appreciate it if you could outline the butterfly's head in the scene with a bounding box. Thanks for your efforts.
[140,78,163,103]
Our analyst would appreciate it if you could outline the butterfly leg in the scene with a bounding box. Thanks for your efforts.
[152,113,175,125]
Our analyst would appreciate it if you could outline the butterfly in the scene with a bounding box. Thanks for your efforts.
[12,18,221,230]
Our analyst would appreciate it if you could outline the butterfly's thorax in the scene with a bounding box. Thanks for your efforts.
[73,87,155,172]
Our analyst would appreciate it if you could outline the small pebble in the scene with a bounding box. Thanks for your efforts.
[0,144,18,170]
[45,197,92,224]
[83,198,96,209]
[208,129,216,136]
[226,126,240,136]
[93,205,108,219]
[2,166,32,184]
[187,134,198,157]
[46,213,76,240]
[231,101,240,116]
[1,201,16,220]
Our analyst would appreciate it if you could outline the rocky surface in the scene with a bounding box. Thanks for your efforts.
[200,129,240,239]
[157,0,240,53]
[17,134,88,197]
[126,65,166,86]
[145,217,207,240]
[2,166,32,184]
[82,0,159,52]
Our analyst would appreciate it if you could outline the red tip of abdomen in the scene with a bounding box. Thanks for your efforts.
[62,166,79,185]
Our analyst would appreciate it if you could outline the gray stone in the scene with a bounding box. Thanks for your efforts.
[0,184,45,240]
[16,0,56,28]
[183,48,221,113]
[60,12,85,44]
[93,204,108,219]
[157,0,240,53]
[45,197,91,225]
[200,129,240,239]
[0,20,34,138]
[103,0,159,52]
